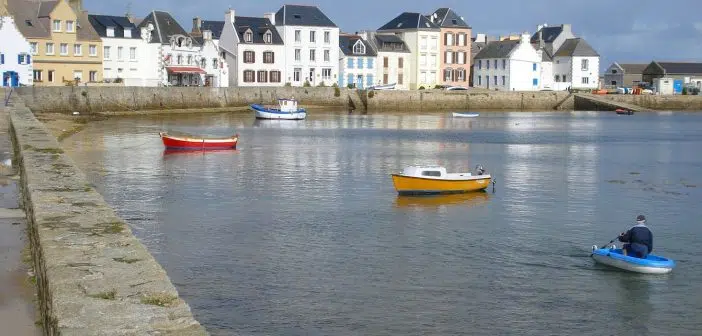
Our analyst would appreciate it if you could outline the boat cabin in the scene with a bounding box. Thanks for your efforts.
[402,166,453,178]
[277,98,300,112]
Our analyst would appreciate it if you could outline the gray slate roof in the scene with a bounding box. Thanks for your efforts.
[553,38,599,57]
[613,63,647,74]
[426,8,471,29]
[274,5,336,27]
[530,25,563,44]
[473,40,519,59]
[88,15,140,39]
[655,62,702,75]
[235,16,284,45]
[138,11,198,46]
[201,20,224,39]
[339,35,377,57]
[7,0,51,38]
[378,12,440,31]
[371,34,410,53]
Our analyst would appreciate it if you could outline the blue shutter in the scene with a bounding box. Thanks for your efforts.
[27,55,31,64]
[533,78,538,86]
[357,58,363,69]
[1,54,4,64]
[366,74,373,86]
[367,58,374,69]
[533,63,537,71]
[347,58,354,69]
[18,55,22,64]
[347,74,353,87]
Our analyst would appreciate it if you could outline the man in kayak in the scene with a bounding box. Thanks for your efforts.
[618,215,653,258]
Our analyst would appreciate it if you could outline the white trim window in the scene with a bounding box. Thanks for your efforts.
[129,47,136,60]
[103,46,110,59]
[73,44,82,56]
[353,41,365,55]
[66,20,74,32]
[60,43,68,56]
[46,43,54,55]
[30,42,38,55]
[89,45,97,57]
[52,20,61,32]
[324,31,330,44]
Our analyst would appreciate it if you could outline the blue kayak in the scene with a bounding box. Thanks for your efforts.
[591,246,675,274]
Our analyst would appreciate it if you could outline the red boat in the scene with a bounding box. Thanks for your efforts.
[159,132,238,150]
[615,108,634,115]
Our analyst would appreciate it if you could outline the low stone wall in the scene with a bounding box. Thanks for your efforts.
[589,94,702,111]
[8,97,208,335]
[366,90,572,111]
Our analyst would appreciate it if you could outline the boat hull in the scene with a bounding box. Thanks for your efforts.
[250,104,306,120]
[391,174,491,195]
[452,112,479,118]
[591,248,675,274]
[159,132,238,150]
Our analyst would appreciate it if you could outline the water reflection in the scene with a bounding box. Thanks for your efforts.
[394,192,490,209]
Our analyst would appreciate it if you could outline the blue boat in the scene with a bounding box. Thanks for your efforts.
[250,98,306,120]
[591,245,675,274]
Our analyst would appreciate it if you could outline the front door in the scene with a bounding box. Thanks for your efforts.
[11,72,19,87]
[2,72,19,87]
[2,72,8,87]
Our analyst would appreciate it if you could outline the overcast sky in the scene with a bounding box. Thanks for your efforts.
[85,0,702,70]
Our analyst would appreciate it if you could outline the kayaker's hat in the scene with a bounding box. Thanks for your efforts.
[636,215,646,223]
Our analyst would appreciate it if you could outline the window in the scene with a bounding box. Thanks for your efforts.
[611,80,617,85]
[357,58,363,69]
[66,20,74,32]
[74,44,82,56]
[486,60,489,69]
[243,70,255,83]
[17,54,26,64]
[103,46,110,59]
[73,70,83,81]
[533,78,538,86]
[213,59,218,68]
[501,76,506,85]
[563,75,567,82]
[398,73,403,84]
[176,54,182,65]
[270,71,281,83]
[383,57,389,68]
[420,37,427,50]
[309,31,316,43]
[308,69,315,82]
[48,70,54,82]
[324,31,330,44]
[581,59,589,71]
[309,49,316,61]
[33,70,42,82]
[294,49,301,61]
[30,42,38,55]
[367,58,374,69]
[200,58,207,68]
[383,73,388,84]
[445,33,453,46]
[456,52,465,65]
[89,45,97,56]
[478,75,481,86]
[124,28,132,38]
[263,31,272,44]
[478,60,482,69]
[244,30,253,43]
[555,75,560,82]
[263,51,274,64]
[494,60,497,68]
[347,74,354,87]
[353,41,365,54]
[322,68,331,80]
[323,49,330,62]
[582,77,589,84]
[494,76,497,85]
[532,63,537,71]
[456,69,465,81]
[502,59,506,69]
[117,47,123,60]
[611,69,617,74]
[430,36,438,50]
[60,43,68,56]
[89,71,97,82]
[46,43,54,55]
[347,58,354,69]
[293,68,301,82]
[53,20,61,32]
[422,170,442,177]
[444,69,453,81]
[445,51,453,64]
[243,51,255,63]
[458,33,466,46]
[294,30,301,42]
[257,70,268,83]
[420,54,426,66]
[398,57,403,68]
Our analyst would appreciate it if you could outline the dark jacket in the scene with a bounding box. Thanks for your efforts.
[619,224,653,253]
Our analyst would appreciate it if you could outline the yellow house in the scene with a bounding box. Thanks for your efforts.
[8,0,102,86]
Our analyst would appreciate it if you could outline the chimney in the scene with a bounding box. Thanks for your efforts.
[520,32,530,44]
[226,8,236,25]
[562,24,571,33]
[538,29,544,48]
[68,0,82,13]
[192,17,202,34]
[264,12,275,25]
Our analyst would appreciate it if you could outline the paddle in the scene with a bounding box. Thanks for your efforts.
[590,236,620,256]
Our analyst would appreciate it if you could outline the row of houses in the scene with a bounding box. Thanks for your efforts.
[604,61,702,89]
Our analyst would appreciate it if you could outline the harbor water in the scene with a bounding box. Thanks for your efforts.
[62,111,702,335]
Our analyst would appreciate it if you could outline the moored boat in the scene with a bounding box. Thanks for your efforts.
[391,165,492,195]
[369,83,396,90]
[250,98,306,120]
[452,112,479,118]
[159,131,238,150]
[591,245,675,274]
[615,108,634,115]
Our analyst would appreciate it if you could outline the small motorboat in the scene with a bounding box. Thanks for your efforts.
[250,98,306,120]
[391,165,492,195]
[452,112,479,118]
[369,83,396,90]
[159,132,238,150]
[615,108,634,115]
[591,245,675,274]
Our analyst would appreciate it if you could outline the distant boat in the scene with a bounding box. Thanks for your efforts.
[452,112,479,118]
[369,83,396,90]
[250,98,306,120]
[615,108,634,115]
[159,132,238,150]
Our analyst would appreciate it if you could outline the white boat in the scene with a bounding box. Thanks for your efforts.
[250,98,307,120]
[369,83,396,91]
[452,112,479,118]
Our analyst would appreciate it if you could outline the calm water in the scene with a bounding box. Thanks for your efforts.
[63,111,702,335]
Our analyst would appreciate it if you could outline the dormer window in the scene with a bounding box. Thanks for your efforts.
[123,28,132,38]
[244,30,253,43]
[263,31,272,44]
[352,40,365,55]
[106,27,115,37]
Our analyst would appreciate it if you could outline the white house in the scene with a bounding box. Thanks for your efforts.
[273,4,340,86]
[88,14,161,86]
[0,16,33,87]
[472,34,543,91]
[219,9,284,87]
[377,12,441,89]
[138,11,204,86]
[338,34,377,89]
[360,31,411,90]
[191,18,229,87]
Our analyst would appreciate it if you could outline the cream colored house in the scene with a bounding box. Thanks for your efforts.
[8,0,102,85]
[377,12,441,89]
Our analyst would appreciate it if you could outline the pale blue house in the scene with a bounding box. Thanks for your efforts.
[338,34,376,89]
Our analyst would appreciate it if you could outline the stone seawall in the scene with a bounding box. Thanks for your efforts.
[8,97,208,335]
[587,94,702,111]
[366,90,573,111]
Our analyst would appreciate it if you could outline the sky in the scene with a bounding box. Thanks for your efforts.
[85,0,702,71]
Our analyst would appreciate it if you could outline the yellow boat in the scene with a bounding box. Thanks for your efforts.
[391,165,492,195]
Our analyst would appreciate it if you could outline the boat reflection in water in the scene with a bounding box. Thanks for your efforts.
[394,191,490,209]
[162,148,240,158]
[252,119,306,129]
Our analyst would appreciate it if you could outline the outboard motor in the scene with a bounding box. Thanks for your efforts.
[475,165,485,176]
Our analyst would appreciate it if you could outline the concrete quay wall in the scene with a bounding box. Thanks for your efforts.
[588,94,702,111]
[366,90,573,111]
[7,97,208,335]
